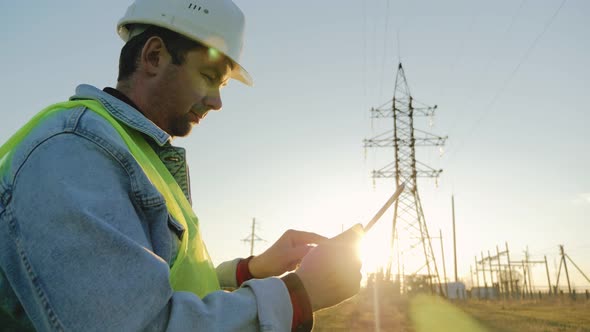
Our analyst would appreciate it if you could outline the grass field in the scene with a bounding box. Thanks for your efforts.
[457,299,590,332]
[313,287,590,331]
[1,287,588,331]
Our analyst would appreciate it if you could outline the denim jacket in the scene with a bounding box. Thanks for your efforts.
[0,85,292,331]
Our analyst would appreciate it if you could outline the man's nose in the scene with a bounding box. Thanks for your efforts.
[204,90,222,111]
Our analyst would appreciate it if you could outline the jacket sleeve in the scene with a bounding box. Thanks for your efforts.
[2,132,292,332]
[216,258,241,289]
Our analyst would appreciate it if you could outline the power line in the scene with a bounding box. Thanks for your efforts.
[362,0,367,107]
[429,1,480,164]
[445,0,568,165]
[379,0,392,101]
[396,29,402,65]
[371,1,379,103]
[445,0,527,138]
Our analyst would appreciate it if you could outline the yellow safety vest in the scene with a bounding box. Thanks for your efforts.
[0,100,220,298]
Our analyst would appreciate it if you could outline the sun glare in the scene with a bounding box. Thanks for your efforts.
[359,230,391,277]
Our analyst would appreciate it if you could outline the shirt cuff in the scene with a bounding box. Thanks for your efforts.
[281,273,314,332]
[236,256,255,286]
[216,258,241,289]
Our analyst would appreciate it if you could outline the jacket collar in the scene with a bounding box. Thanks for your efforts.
[70,84,170,146]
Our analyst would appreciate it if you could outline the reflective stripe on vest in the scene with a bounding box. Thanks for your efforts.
[0,100,220,297]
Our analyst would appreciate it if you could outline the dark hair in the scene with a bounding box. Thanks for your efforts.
[117,25,206,81]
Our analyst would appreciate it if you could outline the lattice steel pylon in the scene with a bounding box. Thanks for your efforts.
[364,63,447,295]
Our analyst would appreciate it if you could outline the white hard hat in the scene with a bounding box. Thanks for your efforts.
[117,0,252,86]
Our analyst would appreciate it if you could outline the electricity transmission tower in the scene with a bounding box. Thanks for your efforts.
[364,63,447,294]
[241,218,265,256]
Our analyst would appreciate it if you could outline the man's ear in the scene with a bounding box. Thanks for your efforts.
[139,36,171,76]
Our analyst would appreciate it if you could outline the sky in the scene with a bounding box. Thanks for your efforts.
[1,0,588,290]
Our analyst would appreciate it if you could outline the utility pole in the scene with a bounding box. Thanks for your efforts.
[474,256,480,289]
[525,247,534,295]
[439,229,448,297]
[521,260,528,298]
[556,245,572,294]
[487,250,494,290]
[452,195,458,283]
[506,242,514,297]
[544,255,552,295]
[249,218,256,256]
[470,265,474,289]
[496,245,504,297]
[241,218,265,256]
[481,252,488,289]
[363,63,447,295]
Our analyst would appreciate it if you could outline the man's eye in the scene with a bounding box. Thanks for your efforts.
[201,73,213,83]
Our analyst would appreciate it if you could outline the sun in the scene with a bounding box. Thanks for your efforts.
[359,230,391,276]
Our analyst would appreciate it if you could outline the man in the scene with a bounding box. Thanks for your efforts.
[0,0,362,331]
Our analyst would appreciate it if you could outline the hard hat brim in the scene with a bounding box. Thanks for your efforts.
[232,66,253,87]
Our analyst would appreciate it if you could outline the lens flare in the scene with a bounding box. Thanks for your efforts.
[208,48,220,61]
[410,294,489,332]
